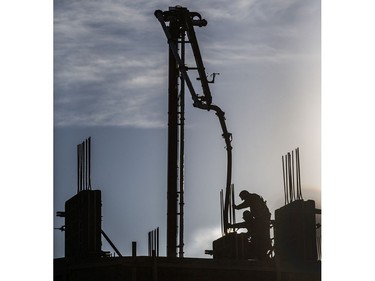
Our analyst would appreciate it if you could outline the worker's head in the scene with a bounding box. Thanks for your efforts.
[239,190,250,200]
[243,210,252,221]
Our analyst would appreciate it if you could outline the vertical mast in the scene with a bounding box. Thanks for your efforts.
[178,29,185,258]
[166,15,179,258]
[156,6,231,255]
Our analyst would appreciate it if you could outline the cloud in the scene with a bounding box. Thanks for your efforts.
[185,226,222,257]
[201,0,319,65]
[54,0,167,127]
[54,0,319,128]
[53,1,320,258]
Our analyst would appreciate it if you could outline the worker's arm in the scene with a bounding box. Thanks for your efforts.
[234,201,249,210]
[228,222,247,229]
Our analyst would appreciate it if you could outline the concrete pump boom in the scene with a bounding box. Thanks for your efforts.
[155,7,233,242]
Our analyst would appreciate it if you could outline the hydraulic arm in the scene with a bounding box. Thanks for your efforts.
[155,7,233,239]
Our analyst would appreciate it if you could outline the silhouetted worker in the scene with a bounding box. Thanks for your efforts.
[230,190,272,260]
[230,210,254,237]
[235,190,270,220]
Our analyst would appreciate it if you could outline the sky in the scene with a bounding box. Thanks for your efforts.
[53,0,321,258]
[3,1,375,280]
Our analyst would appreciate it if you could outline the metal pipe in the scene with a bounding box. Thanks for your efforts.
[297,147,303,200]
[132,241,137,257]
[157,227,159,257]
[85,138,88,190]
[83,140,87,190]
[296,147,302,200]
[153,229,155,256]
[78,144,81,192]
[288,153,293,202]
[282,156,287,205]
[88,137,91,190]
[101,230,123,257]
[79,144,82,192]
[292,150,295,200]
[154,10,199,104]
[148,232,151,256]
[155,7,233,240]
[154,229,157,255]
[165,16,179,258]
[229,186,232,225]
[186,104,233,233]
[220,190,224,236]
[178,30,185,258]
[81,142,84,191]
[83,141,86,190]
[231,184,236,224]
[77,145,79,193]
[184,12,212,104]
[285,154,289,203]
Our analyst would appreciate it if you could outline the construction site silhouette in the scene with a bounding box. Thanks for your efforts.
[54,6,321,281]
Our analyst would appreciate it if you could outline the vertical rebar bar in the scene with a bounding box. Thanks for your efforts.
[82,141,85,190]
[154,229,157,256]
[288,153,293,202]
[83,141,85,190]
[88,137,91,190]
[287,154,290,203]
[79,144,82,192]
[78,144,81,192]
[152,230,154,256]
[281,156,287,205]
[232,184,236,224]
[296,147,301,200]
[229,186,232,225]
[292,150,295,201]
[286,154,290,203]
[220,189,224,236]
[77,145,79,193]
[84,140,86,190]
[148,232,151,256]
[297,147,303,199]
[157,227,159,257]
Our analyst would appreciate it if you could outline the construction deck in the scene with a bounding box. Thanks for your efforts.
[54,256,321,281]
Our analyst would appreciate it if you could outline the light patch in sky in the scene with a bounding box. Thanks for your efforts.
[185,226,222,258]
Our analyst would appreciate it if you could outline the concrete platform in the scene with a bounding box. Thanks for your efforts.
[54,256,321,281]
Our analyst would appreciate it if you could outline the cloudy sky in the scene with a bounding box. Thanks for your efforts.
[5,1,375,280]
[54,0,320,258]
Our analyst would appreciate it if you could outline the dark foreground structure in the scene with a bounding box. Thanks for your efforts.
[54,6,321,280]
[54,256,320,281]
[54,186,321,281]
